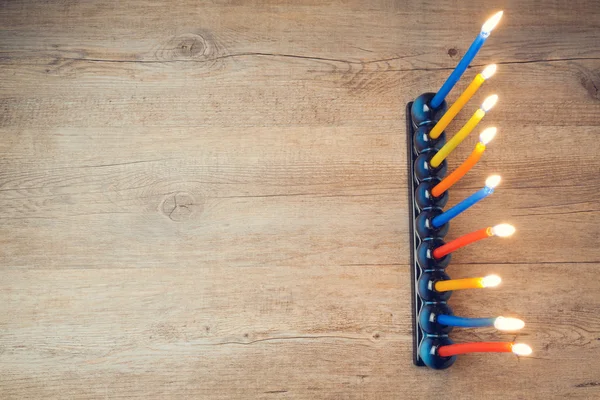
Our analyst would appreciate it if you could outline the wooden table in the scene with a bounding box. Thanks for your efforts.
[1,1,599,398]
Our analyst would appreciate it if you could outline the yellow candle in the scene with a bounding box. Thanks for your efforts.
[429,64,496,139]
[434,275,501,292]
[429,94,498,168]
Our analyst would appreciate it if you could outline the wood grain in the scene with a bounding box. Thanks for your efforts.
[1,0,599,398]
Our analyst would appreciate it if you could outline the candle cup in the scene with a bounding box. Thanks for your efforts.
[417,238,452,270]
[414,152,448,183]
[419,303,454,334]
[413,125,447,154]
[415,209,450,239]
[419,337,457,370]
[415,179,449,211]
[410,93,448,128]
[418,271,452,302]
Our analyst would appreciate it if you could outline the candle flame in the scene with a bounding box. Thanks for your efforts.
[511,343,533,356]
[481,11,504,34]
[479,127,497,145]
[481,64,497,80]
[491,224,515,237]
[485,175,501,188]
[494,317,525,331]
[481,275,501,288]
[481,94,498,112]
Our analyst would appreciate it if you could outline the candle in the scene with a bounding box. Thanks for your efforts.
[433,223,515,259]
[431,175,501,228]
[430,95,498,168]
[436,315,524,331]
[431,127,497,197]
[429,11,504,109]
[437,342,532,357]
[429,65,497,139]
[434,274,501,292]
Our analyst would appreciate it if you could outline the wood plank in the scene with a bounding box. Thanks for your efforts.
[1,56,599,129]
[1,1,599,64]
[1,263,598,399]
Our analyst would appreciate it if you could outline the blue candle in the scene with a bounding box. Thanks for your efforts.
[430,11,503,109]
[431,175,501,228]
[437,314,495,328]
[437,315,525,331]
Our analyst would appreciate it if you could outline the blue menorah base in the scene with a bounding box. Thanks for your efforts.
[406,96,454,368]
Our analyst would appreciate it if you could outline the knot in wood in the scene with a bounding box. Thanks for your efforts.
[161,191,202,222]
[580,70,600,101]
[447,47,458,58]
[157,33,209,61]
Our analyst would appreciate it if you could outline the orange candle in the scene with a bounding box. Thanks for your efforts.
[433,228,491,259]
[438,342,532,357]
[433,224,515,259]
[432,127,496,198]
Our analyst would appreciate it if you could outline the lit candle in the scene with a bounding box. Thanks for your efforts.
[437,342,532,357]
[436,314,525,331]
[434,274,501,292]
[431,127,496,197]
[429,11,504,109]
[432,223,515,259]
[430,95,498,168]
[429,65,497,139]
[431,175,501,228]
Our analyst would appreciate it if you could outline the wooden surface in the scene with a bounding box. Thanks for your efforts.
[1,0,599,398]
